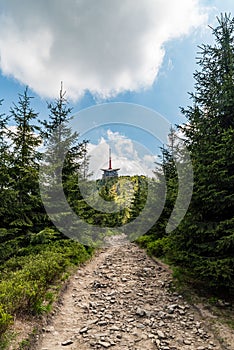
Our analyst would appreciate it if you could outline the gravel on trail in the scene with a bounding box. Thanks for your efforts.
[35,237,228,350]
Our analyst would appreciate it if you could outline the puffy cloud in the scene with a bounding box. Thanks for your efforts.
[87,129,157,178]
[0,0,207,100]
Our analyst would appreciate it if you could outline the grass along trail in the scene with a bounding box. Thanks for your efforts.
[34,238,230,350]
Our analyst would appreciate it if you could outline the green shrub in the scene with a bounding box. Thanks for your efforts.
[0,238,92,326]
[147,237,170,257]
[29,228,61,245]
[32,292,54,314]
[135,235,154,248]
[0,305,13,335]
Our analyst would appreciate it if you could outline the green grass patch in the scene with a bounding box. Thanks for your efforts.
[0,229,93,343]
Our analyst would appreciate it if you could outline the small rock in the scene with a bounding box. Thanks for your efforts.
[136,307,146,317]
[158,311,165,318]
[61,340,73,346]
[110,326,120,331]
[87,318,99,326]
[167,308,174,314]
[157,330,166,339]
[99,340,111,348]
[43,326,55,333]
[155,338,161,348]
[79,327,88,334]
[148,333,156,338]
[178,309,185,315]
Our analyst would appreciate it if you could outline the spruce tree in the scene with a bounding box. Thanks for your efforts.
[40,83,87,184]
[7,88,42,230]
[171,14,234,293]
[0,100,12,226]
[145,127,179,240]
[40,84,88,233]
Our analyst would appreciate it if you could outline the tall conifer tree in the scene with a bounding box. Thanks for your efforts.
[171,14,234,292]
[0,100,12,225]
[8,88,42,230]
[40,84,88,229]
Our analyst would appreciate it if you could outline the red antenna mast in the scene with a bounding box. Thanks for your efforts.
[109,147,112,169]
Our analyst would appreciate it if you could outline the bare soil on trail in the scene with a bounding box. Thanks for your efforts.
[29,237,233,350]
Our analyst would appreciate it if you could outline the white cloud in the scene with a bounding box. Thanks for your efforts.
[87,129,157,179]
[0,0,207,100]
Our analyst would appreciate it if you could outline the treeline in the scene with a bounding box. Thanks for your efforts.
[0,82,144,246]
[0,85,89,233]
[137,14,234,297]
[0,86,96,343]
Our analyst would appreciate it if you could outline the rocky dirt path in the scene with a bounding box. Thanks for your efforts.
[35,238,229,350]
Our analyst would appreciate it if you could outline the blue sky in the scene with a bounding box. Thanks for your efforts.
[0,0,234,177]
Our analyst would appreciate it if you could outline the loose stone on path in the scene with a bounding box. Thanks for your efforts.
[35,240,224,350]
